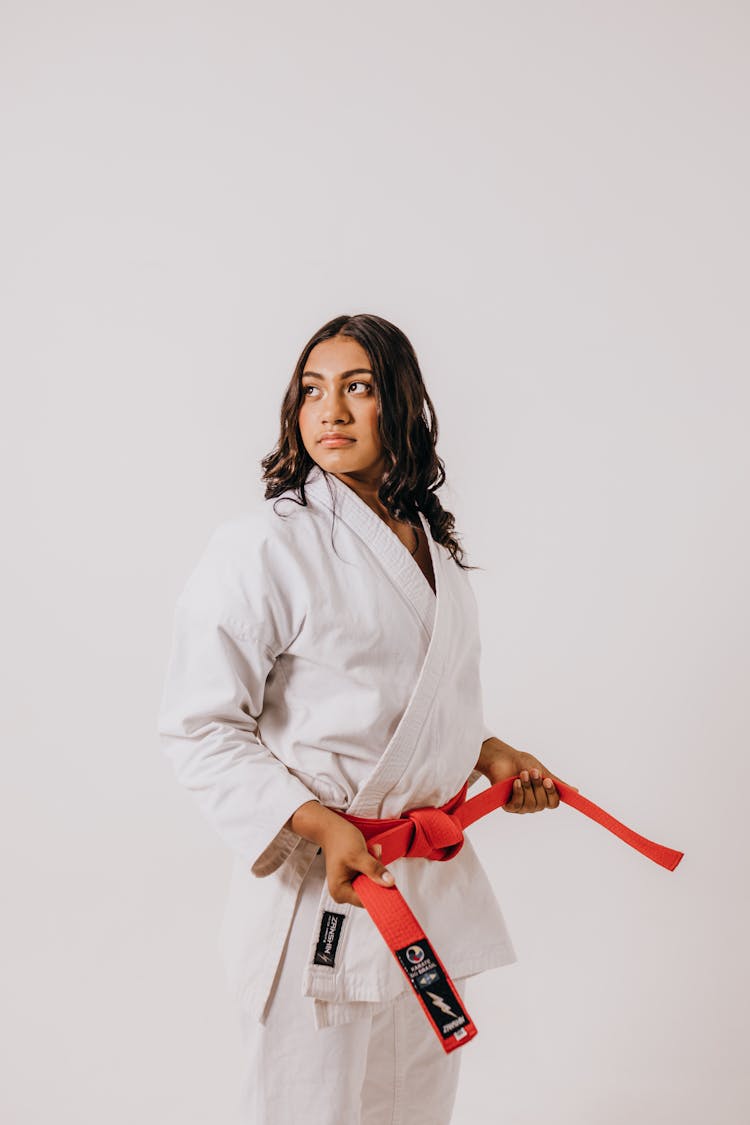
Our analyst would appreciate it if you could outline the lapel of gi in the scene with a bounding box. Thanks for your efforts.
[302,464,451,818]
[303,463,436,640]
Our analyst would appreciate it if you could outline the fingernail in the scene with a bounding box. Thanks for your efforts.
[543,778,553,789]
[531,769,539,779]
[382,871,394,884]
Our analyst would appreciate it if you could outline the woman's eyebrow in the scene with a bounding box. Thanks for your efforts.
[301,368,373,379]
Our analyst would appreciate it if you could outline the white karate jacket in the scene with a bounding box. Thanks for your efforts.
[157,463,517,1028]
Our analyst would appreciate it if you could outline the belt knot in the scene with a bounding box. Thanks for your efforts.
[403,807,464,861]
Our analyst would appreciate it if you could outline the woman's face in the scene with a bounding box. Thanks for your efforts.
[298,335,384,481]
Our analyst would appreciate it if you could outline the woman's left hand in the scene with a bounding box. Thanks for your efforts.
[479,742,578,814]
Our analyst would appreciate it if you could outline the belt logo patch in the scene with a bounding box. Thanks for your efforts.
[313,910,346,967]
[395,938,470,1040]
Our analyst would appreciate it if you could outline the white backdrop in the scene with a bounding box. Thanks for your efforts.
[2,2,748,1122]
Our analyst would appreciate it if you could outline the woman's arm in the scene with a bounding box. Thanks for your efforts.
[157,520,319,876]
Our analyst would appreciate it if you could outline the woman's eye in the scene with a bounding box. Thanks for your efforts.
[301,382,371,396]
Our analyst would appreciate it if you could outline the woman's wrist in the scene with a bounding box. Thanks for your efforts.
[288,799,344,847]
[475,736,516,778]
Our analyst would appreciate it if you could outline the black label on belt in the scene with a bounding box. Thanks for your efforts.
[395,938,469,1040]
[313,910,346,967]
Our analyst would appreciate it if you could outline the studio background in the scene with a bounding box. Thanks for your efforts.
[2,2,747,1122]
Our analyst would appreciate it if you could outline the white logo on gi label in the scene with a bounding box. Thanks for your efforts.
[426,991,458,1018]
[406,945,425,964]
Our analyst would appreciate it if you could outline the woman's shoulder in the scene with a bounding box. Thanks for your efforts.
[212,486,315,553]
[176,494,312,618]
[185,487,319,598]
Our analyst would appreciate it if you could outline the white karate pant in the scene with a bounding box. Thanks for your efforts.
[235,850,470,1125]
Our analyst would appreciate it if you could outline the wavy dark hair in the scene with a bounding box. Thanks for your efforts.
[260,313,478,571]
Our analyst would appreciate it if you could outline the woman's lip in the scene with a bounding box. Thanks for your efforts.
[320,436,355,446]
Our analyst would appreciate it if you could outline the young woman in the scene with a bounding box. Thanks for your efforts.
[158,313,565,1124]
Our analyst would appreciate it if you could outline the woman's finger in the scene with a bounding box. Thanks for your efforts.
[329,876,363,908]
[520,769,539,811]
[505,777,525,813]
[531,766,561,809]
[534,764,580,796]
[362,853,396,888]
[529,769,548,810]
[542,776,560,808]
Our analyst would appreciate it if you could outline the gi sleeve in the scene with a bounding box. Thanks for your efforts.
[156,518,318,877]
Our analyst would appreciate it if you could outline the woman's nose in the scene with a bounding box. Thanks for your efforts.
[321,391,353,424]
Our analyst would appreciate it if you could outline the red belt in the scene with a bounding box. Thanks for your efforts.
[338,773,684,1054]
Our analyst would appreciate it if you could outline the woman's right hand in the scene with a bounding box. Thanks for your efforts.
[319,818,396,908]
[289,799,396,908]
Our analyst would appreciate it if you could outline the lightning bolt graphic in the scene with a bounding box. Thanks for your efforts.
[426,992,457,1018]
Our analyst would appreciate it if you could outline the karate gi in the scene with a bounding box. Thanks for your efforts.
[157,463,517,1118]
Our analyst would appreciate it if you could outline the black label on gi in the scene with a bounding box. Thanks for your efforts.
[395,938,469,1039]
[313,910,346,967]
